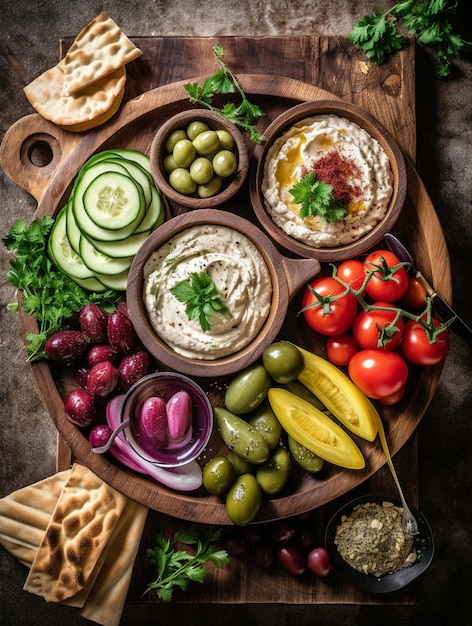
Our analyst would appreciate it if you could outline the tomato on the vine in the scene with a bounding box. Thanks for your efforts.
[336,259,366,292]
[352,302,404,350]
[401,318,449,366]
[301,276,358,336]
[326,333,360,366]
[402,275,428,310]
[348,349,409,400]
[363,250,408,302]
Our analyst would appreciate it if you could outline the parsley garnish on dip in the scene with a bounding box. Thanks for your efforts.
[143,225,272,360]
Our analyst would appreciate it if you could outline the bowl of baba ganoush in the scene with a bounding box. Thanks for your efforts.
[126,209,320,377]
[250,101,407,261]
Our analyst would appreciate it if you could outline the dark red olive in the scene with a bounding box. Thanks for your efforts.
[118,350,150,391]
[251,544,275,568]
[107,310,137,354]
[307,547,332,577]
[222,534,248,556]
[87,344,119,367]
[276,543,307,576]
[79,303,108,343]
[44,330,88,365]
[87,361,119,398]
[64,389,96,427]
[271,519,299,543]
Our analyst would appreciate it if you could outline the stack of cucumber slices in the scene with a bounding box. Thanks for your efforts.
[48,149,165,292]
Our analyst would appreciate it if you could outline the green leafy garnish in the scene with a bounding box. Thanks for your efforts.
[349,0,471,76]
[289,172,347,223]
[144,524,229,602]
[170,270,230,332]
[2,216,119,361]
[184,45,265,143]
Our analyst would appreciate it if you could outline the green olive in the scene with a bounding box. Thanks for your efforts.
[288,435,325,473]
[172,139,196,168]
[193,130,221,155]
[165,129,187,153]
[197,175,223,198]
[248,400,282,449]
[216,129,235,150]
[189,157,214,184]
[225,473,262,526]
[225,363,272,415]
[227,450,254,476]
[202,456,235,495]
[214,407,270,465]
[187,120,210,140]
[212,150,238,177]
[262,342,304,384]
[163,153,178,173]
[256,446,291,495]
[168,168,197,195]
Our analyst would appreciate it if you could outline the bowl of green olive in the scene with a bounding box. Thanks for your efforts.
[150,109,249,209]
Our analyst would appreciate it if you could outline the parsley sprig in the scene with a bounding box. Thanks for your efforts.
[2,217,119,361]
[350,0,471,76]
[289,172,347,223]
[170,270,230,332]
[144,524,229,602]
[184,45,265,143]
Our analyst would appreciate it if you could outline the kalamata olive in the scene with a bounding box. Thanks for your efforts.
[44,330,88,365]
[225,363,272,415]
[87,344,119,367]
[256,446,291,495]
[202,456,235,495]
[107,310,137,354]
[297,525,317,551]
[75,366,90,389]
[262,341,304,384]
[89,424,113,449]
[79,303,108,343]
[225,473,262,526]
[222,533,248,556]
[307,547,332,577]
[140,396,169,448]
[169,168,197,195]
[212,150,237,177]
[117,350,150,391]
[251,544,275,569]
[248,400,282,449]
[271,519,299,544]
[64,389,96,427]
[87,361,119,398]
[241,525,265,544]
[117,302,130,318]
[276,543,307,576]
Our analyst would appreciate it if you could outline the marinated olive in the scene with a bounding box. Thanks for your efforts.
[168,168,197,195]
[225,473,262,526]
[216,129,235,150]
[256,446,291,495]
[164,153,178,173]
[212,150,237,177]
[202,456,235,495]
[186,120,210,140]
[214,407,270,465]
[225,363,272,415]
[172,139,196,168]
[165,129,187,153]
[189,157,214,184]
[227,450,254,476]
[197,175,223,198]
[248,400,282,449]
[288,435,325,473]
[262,341,304,384]
[193,129,220,155]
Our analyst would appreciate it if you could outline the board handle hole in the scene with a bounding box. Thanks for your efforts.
[20,133,61,169]
[28,140,53,167]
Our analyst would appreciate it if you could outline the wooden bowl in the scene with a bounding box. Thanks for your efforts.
[149,109,249,208]
[249,100,407,261]
[126,209,321,378]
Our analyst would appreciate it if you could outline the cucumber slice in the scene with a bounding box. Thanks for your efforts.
[99,157,153,207]
[65,200,82,254]
[79,235,134,275]
[134,186,164,234]
[88,228,151,258]
[72,275,108,292]
[83,170,144,230]
[48,207,95,280]
[95,269,129,291]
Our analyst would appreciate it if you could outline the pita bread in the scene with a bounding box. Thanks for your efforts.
[63,13,141,96]
[24,463,128,603]
[23,60,126,131]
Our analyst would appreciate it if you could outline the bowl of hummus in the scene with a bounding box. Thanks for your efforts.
[250,101,407,261]
[126,209,321,378]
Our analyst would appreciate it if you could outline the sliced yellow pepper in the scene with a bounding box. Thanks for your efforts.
[268,388,365,470]
[295,345,379,442]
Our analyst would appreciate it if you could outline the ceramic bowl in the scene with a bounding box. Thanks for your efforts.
[250,100,407,262]
[325,493,434,593]
[126,208,320,378]
[149,109,249,209]
[120,372,213,467]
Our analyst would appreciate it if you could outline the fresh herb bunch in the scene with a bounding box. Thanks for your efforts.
[350,0,471,76]
[2,216,120,361]
[184,45,265,143]
[170,270,230,332]
[144,524,229,602]
[289,172,347,223]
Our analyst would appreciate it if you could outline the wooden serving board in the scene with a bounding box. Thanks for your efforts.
[1,36,451,604]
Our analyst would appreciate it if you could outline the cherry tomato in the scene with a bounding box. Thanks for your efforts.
[336,259,366,292]
[302,276,358,336]
[402,275,428,310]
[401,318,449,366]
[348,349,409,400]
[352,302,404,350]
[326,333,360,366]
[363,250,408,302]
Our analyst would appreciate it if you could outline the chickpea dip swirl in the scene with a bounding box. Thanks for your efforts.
[262,114,394,247]
[143,225,272,360]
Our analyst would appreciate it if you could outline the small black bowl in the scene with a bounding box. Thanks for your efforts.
[325,493,434,594]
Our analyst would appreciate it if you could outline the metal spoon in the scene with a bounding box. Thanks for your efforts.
[92,418,130,454]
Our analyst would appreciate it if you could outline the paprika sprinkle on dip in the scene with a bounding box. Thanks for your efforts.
[305,150,363,209]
